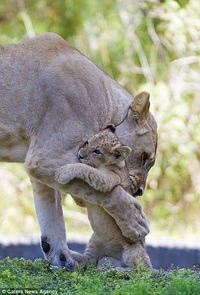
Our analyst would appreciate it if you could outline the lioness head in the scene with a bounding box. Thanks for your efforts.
[116,92,157,197]
[78,127,131,168]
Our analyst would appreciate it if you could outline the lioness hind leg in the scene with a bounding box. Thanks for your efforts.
[31,180,79,271]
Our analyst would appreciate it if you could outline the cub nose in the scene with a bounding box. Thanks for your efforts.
[78,151,84,160]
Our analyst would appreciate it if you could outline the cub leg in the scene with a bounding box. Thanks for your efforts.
[121,240,152,269]
[83,233,105,265]
[55,163,120,193]
[31,179,83,270]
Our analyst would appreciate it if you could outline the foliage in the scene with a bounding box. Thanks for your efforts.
[0,258,200,294]
[0,0,199,239]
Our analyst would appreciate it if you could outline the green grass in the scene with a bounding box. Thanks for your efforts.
[0,258,199,295]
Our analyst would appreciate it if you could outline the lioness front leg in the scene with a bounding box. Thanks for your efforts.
[31,180,83,270]
[55,163,120,193]
[101,186,150,241]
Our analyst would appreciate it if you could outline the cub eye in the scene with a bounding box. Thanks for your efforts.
[82,140,88,148]
[92,149,101,155]
[142,152,149,165]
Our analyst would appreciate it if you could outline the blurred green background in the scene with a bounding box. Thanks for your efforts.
[0,0,199,242]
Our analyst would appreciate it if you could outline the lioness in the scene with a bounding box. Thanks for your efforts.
[0,33,157,270]
[56,126,152,268]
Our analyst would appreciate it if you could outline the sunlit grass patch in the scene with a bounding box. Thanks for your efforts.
[0,258,199,295]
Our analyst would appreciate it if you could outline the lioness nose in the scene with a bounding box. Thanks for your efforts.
[135,188,144,196]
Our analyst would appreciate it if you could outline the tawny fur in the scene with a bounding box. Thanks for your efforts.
[0,34,157,269]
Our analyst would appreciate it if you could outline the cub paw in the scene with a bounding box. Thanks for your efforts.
[55,167,74,184]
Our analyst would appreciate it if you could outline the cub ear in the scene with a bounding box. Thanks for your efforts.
[111,146,132,161]
[128,91,150,135]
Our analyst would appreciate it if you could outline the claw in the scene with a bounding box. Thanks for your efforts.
[58,252,77,271]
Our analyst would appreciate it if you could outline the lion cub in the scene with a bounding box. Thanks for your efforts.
[55,126,134,194]
[78,126,151,268]
[56,126,151,268]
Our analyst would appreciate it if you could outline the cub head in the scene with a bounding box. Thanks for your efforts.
[78,126,132,168]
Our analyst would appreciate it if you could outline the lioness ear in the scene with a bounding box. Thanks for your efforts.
[111,146,132,161]
[131,91,150,119]
[128,91,150,135]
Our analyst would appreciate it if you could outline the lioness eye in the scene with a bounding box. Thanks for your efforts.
[93,149,101,155]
